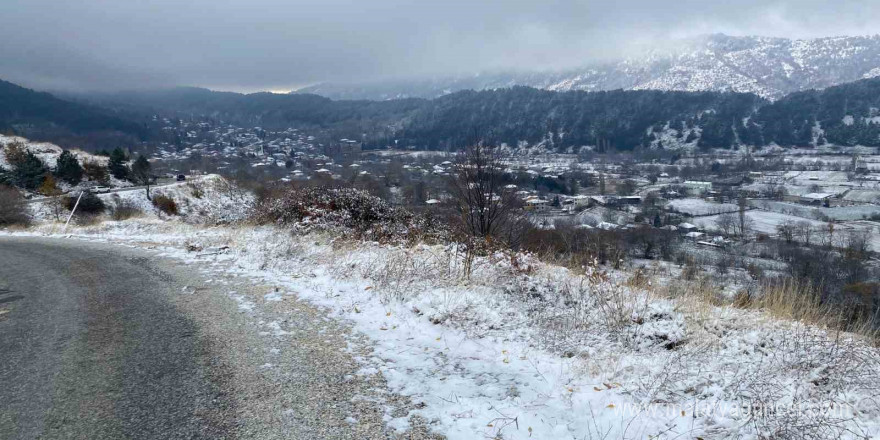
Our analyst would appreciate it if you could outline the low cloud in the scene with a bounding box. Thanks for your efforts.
[0,0,877,92]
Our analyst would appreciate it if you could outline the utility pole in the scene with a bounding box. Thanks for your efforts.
[63,191,84,233]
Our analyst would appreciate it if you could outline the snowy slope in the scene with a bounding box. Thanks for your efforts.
[0,135,109,169]
[6,219,880,439]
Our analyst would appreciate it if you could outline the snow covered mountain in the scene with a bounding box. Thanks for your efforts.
[297,34,880,101]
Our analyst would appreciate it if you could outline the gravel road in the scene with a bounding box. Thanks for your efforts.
[0,236,439,440]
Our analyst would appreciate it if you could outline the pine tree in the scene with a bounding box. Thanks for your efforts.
[55,150,83,185]
[8,147,49,190]
[108,148,129,180]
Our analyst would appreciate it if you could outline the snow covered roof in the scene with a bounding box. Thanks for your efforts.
[678,222,698,230]
[802,192,834,200]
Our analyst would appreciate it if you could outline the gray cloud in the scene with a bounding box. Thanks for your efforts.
[0,0,877,92]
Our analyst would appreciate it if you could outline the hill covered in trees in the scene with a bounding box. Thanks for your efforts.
[16,76,880,153]
[0,80,148,148]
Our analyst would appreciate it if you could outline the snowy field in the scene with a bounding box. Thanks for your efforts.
[695,210,829,235]
[4,215,880,439]
[844,190,880,204]
[695,209,880,251]
[668,198,739,216]
[753,200,880,221]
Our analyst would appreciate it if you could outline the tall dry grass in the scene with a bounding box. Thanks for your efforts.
[738,279,878,340]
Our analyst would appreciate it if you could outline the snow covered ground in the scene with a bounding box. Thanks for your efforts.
[4,216,880,439]
[695,208,880,251]
[0,135,132,192]
[753,200,880,221]
[28,174,254,225]
[668,198,739,216]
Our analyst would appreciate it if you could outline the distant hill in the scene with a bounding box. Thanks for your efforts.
[296,34,880,101]
[40,77,880,152]
[0,79,147,148]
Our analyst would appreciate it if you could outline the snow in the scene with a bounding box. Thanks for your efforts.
[5,219,880,439]
[0,134,111,170]
[696,210,828,235]
[753,200,880,221]
[27,174,254,225]
[668,198,738,216]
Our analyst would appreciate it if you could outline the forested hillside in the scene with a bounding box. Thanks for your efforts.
[12,76,880,152]
[389,87,765,151]
[753,78,880,147]
[390,78,880,151]
[0,80,147,147]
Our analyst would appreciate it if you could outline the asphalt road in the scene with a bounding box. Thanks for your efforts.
[0,237,233,439]
[0,236,438,440]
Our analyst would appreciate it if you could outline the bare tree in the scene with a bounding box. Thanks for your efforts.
[447,145,519,240]
[822,222,836,247]
[130,155,153,200]
[716,213,737,236]
[795,220,814,246]
[737,195,753,240]
[776,220,797,243]
[38,174,65,221]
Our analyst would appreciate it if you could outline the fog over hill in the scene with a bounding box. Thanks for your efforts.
[297,34,880,101]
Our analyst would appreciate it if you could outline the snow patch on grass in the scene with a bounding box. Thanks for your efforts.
[6,220,880,439]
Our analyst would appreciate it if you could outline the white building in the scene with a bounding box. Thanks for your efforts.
[684,181,713,194]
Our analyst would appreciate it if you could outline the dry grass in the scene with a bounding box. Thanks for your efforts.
[740,280,879,340]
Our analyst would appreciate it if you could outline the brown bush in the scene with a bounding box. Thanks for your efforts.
[152,194,178,215]
[0,185,30,226]
[109,196,143,220]
[251,185,447,243]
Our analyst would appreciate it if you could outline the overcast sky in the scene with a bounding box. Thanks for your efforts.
[1,0,878,93]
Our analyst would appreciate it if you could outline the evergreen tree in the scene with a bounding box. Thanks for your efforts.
[9,149,49,190]
[55,150,83,185]
[109,148,129,180]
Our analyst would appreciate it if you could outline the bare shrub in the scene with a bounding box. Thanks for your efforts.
[152,194,178,215]
[0,185,30,226]
[187,182,204,199]
[109,196,143,221]
[446,145,521,241]
[252,185,447,243]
